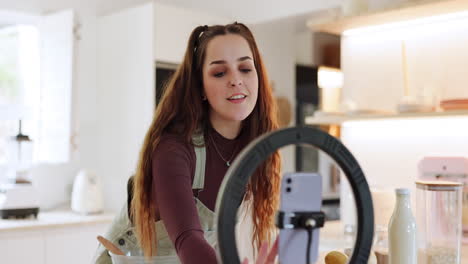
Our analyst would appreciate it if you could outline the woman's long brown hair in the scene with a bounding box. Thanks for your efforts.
[132,22,281,257]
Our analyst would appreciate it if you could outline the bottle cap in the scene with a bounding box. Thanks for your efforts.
[395,188,410,195]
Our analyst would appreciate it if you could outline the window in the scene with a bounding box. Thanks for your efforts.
[0,10,74,169]
[0,25,40,165]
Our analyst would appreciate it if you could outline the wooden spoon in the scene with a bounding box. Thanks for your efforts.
[97,235,125,256]
[374,250,389,264]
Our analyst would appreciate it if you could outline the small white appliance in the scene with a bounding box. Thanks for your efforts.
[0,183,40,219]
[71,170,104,214]
[0,120,40,219]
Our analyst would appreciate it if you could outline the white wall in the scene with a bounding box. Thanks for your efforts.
[154,0,342,25]
[153,2,231,63]
[251,21,297,173]
[96,2,154,212]
[295,31,314,66]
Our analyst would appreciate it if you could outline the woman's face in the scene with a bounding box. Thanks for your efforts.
[202,34,259,124]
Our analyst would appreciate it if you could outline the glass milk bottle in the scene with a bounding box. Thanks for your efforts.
[416,181,463,264]
[388,188,417,264]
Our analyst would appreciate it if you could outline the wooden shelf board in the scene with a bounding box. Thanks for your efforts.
[307,0,468,35]
[305,110,468,125]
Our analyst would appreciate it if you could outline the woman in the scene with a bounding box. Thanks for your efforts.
[133,22,281,263]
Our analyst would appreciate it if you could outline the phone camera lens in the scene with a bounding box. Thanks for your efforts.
[286,187,291,193]
[286,178,292,184]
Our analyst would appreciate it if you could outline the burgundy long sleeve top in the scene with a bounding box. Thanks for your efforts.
[152,126,248,264]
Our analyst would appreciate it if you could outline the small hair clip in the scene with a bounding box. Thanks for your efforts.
[194,25,210,53]
[197,25,208,40]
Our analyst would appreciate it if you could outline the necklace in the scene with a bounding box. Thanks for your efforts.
[209,133,238,167]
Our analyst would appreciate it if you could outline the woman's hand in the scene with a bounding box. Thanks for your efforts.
[242,236,278,264]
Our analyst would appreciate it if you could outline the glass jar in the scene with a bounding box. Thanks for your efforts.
[7,128,33,183]
[416,181,463,264]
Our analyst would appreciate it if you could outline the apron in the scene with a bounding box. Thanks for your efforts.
[94,133,217,264]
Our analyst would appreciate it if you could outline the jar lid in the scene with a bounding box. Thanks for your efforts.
[416,180,462,191]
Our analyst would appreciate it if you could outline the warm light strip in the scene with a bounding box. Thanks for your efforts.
[342,116,468,137]
[343,10,468,36]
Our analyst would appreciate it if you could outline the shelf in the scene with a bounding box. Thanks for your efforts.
[305,110,468,125]
[307,0,468,35]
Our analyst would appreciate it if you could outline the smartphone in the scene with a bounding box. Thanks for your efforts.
[278,172,322,264]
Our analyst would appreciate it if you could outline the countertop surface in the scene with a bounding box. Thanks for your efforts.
[318,221,468,264]
[2,213,467,262]
[0,208,114,232]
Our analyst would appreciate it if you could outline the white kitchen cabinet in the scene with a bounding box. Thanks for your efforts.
[0,210,114,264]
[0,230,46,264]
[44,223,109,264]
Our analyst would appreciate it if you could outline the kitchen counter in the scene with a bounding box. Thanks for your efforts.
[0,209,114,232]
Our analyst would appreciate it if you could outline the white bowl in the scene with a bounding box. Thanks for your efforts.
[109,252,180,264]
